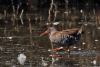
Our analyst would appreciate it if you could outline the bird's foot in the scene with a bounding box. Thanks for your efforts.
[48,47,66,52]
[52,47,64,51]
[48,47,69,52]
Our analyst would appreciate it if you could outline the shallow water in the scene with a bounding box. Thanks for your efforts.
[0,20,100,67]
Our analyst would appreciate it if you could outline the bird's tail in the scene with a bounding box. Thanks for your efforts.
[78,25,84,34]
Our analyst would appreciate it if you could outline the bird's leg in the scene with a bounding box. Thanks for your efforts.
[64,47,70,58]
[67,48,70,58]
[67,48,70,54]
[49,43,64,59]
[51,43,54,52]
[50,42,55,64]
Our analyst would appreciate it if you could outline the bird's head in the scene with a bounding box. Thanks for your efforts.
[40,27,57,36]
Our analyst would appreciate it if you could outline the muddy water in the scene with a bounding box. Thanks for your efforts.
[0,20,100,67]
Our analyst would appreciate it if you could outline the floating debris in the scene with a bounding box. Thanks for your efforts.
[46,22,60,26]
[97,27,100,30]
[84,23,88,26]
[48,49,51,52]
[17,53,26,65]
[94,39,99,42]
[80,9,83,13]
[92,60,97,65]
[93,47,97,49]
[78,48,82,51]
[41,57,48,67]
[46,23,51,25]
[82,42,86,45]
[5,61,11,65]
[53,22,60,25]
[7,37,13,40]
[73,46,77,49]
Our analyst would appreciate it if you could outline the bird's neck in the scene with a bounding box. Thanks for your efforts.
[49,30,57,36]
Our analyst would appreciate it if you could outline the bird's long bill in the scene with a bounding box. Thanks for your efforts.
[40,31,48,36]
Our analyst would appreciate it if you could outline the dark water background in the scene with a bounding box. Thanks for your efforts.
[0,19,100,67]
[0,1,100,66]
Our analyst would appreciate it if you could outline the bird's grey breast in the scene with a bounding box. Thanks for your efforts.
[49,32,66,43]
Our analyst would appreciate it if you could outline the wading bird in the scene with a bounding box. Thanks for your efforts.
[40,26,83,52]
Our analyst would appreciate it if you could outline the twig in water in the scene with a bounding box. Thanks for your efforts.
[48,0,56,23]
[20,9,24,25]
[28,18,34,46]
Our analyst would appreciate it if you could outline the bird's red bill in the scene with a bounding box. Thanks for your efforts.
[40,31,48,36]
